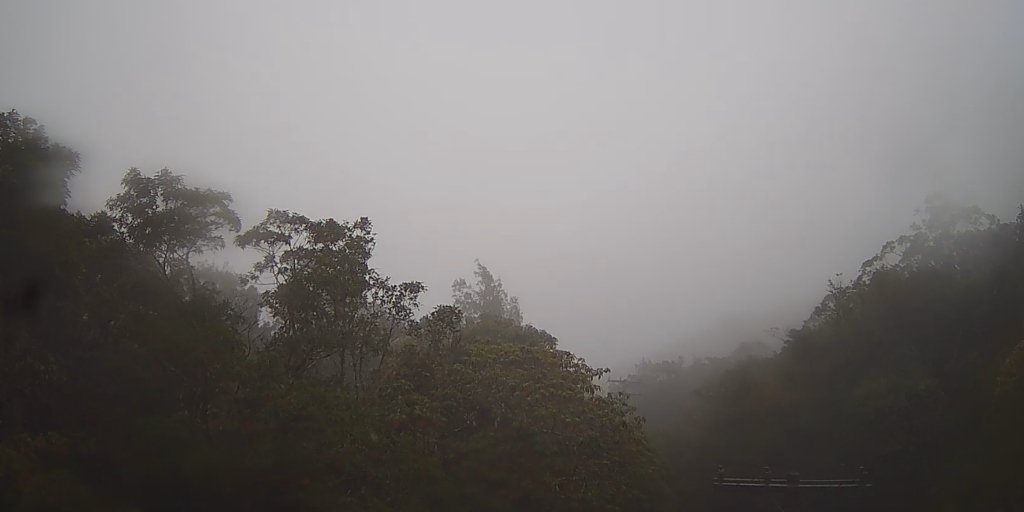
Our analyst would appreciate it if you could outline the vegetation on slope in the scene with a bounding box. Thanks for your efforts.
[622,194,1024,511]
[0,110,663,512]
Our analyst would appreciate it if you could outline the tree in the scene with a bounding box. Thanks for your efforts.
[0,110,81,323]
[105,168,241,293]
[407,304,465,351]
[0,109,79,211]
[859,193,1004,278]
[236,209,425,391]
[452,260,523,326]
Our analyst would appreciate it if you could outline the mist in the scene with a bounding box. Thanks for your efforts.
[3,0,1023,371]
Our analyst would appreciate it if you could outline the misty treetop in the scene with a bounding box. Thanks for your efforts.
[0,110,80,211]
[452,259,524,326]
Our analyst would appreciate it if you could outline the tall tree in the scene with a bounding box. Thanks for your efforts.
[0,109,79,211]
[452,260,523,325]
[0,110,81,321]
[236,209,424,390]
[105,168,241,293]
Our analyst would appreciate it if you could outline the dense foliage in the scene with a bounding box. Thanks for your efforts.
[621,195,1024,511]
[0,111,663,511]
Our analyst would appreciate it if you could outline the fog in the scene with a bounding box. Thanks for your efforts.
[3,0,1023,371]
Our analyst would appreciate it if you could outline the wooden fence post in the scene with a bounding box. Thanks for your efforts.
[785,472,801,512]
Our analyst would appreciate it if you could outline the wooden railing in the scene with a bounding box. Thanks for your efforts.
[713,465,872,489]
[712,466,872,512]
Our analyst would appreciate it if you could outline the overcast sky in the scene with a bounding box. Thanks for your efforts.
[3,0,1023,371]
